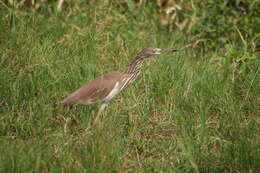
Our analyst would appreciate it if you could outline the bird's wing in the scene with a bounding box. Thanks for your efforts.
[61,72,124,106]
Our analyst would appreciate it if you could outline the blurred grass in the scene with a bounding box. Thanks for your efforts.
[0,0,260,172]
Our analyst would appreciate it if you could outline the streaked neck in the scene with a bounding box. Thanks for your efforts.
[125,55,146,74]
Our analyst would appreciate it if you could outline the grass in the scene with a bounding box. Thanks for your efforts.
[0,0,260,172]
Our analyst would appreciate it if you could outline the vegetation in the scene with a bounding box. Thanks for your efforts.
[0,0,259,172]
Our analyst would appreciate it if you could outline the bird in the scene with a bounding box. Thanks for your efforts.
[61,47,177,121]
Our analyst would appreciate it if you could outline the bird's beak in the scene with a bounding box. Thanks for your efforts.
[154,48,177,55]
[159,49,178,53]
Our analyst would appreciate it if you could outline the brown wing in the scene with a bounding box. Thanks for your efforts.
[61,72,124,106]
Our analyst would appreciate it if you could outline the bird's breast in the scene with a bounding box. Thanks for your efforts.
[120,71,140,91]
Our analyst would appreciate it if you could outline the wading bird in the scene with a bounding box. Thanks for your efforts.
[61,47,177,121]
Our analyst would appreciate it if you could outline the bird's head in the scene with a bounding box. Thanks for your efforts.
[139,47,177,58]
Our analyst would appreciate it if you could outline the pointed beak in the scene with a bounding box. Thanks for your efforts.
[159,49,177,53]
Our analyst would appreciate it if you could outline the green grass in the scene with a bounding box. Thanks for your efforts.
[0,1,260,172]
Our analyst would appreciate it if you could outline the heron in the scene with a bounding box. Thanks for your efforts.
[61,47,177,123]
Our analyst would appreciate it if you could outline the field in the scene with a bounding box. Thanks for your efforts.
[0,1,260,172]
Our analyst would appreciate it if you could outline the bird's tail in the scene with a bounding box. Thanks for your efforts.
[61,95,77,106]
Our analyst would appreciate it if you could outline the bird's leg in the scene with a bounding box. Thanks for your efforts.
[86,103,108,132]
[93,102,108,126]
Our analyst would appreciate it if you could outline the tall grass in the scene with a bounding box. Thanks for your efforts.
[0,1,259,172]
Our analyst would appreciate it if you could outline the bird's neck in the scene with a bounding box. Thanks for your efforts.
[125,55,146,75]
[120,55,147,91]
